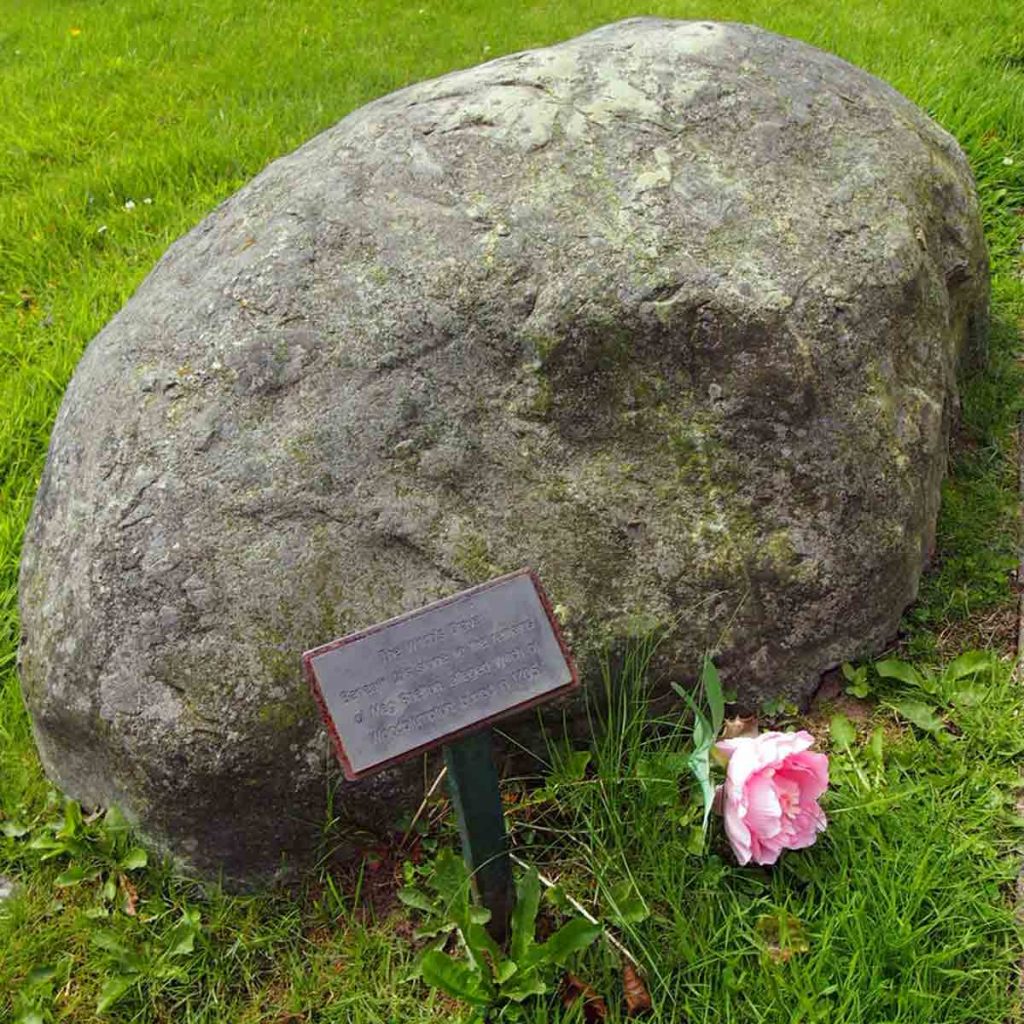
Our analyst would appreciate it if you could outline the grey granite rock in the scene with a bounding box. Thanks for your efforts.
[19,18,987,884]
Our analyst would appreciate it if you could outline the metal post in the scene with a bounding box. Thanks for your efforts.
[443,728,514,944]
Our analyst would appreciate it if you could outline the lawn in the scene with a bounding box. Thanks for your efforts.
[2,0,1024,1021]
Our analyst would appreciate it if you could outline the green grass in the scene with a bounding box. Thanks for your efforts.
[514,644,1024,1023]
[902,282,1024,659]
[2,0,1024,1021]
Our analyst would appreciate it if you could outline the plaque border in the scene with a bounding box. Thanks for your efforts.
[302,568,579,781]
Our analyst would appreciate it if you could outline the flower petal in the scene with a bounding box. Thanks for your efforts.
[723,798,753,865]
[779,751,829,801]
[744,771,783,839]
[783,803,827,849]
[749,830,784,866]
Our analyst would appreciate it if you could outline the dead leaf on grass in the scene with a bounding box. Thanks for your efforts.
[756,913,810,963]
[720,716,758,741]
[622,963,653,1017]
[563,972,608,1022]
[120,875,138,916]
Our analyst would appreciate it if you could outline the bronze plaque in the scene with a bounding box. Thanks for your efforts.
[303,570,578,779]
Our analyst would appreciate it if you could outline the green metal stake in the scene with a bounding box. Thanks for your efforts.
[443,728,514,945]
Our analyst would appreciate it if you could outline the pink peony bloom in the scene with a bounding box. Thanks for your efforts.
[713,730,828,866]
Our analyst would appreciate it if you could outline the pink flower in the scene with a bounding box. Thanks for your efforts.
[713,730,828,866]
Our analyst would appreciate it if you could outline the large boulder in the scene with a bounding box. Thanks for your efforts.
[19,18,987,883]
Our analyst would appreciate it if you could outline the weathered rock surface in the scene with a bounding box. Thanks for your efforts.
[19,18,987,883]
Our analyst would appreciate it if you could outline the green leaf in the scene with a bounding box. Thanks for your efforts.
[499,966,548,1001]
[945,650,992,681]
[702,655,725,734]
[15,1013,44,1024]
[544,884,572,914]
[568,749,591,779]
[636,754,683,808]
[119,848,147,871]
[27,834,65,853]
[692,712,714,754]
[54,864,101,887]
[462,921,501,976]
[842,663,870,696]
[952,684,984,707]
[48,839,88,861]
[868,727,885,765]
[91,931,130,957]
[165,910,201,955]
[397,886,435,913]
[671,682,714,754]
[102,877,117,902]
[555,749,591,783]
[531,917,602,967]
[429,849,471,921]
[874,659,923,688]
[511,867,541,963]
[25,963,59,986]
[684,825,706,856]
[1,821,30,838]
[103,806,129,835]
[830,713,856,751]
[96,974,135,1014]
[166,926,196,956]
[152,963,189,981]
[467,906,491,926]
[606,880,649,925]
[892,699,944,733]
[687,749,716,835]
[495,959,518,984]
[58,801,83,840]
[844,664,872,697]
[420,950,492,1006]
